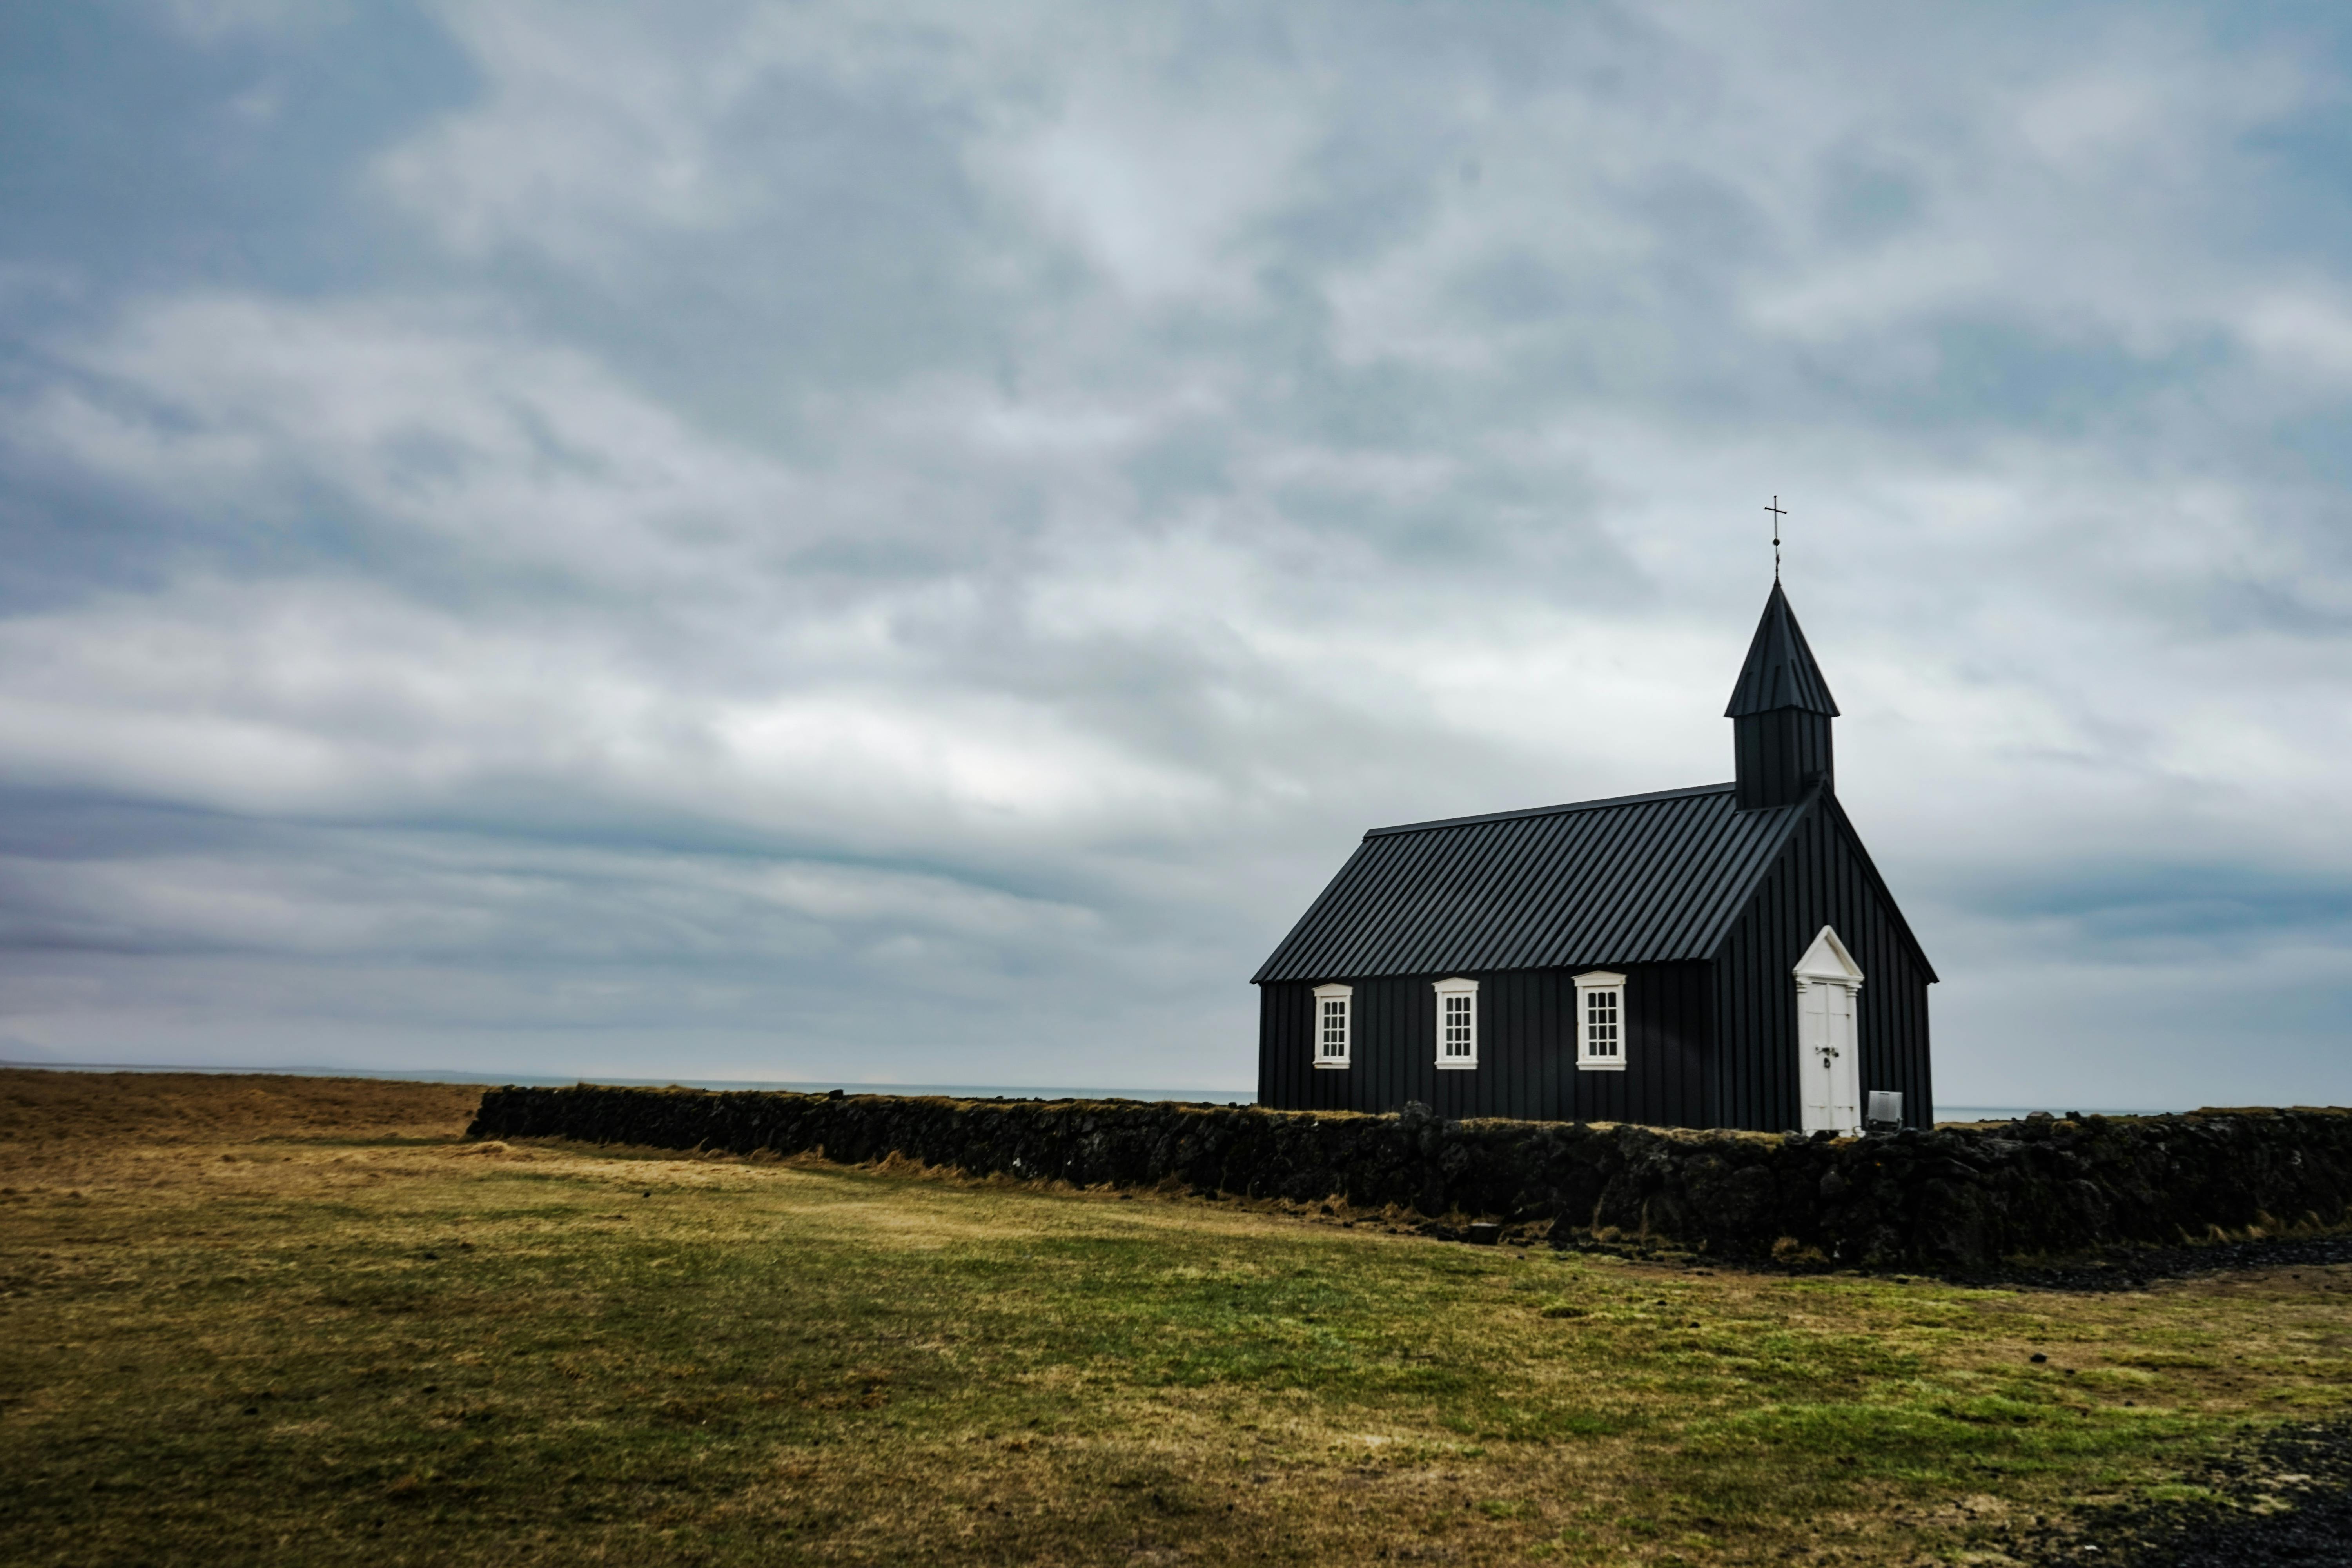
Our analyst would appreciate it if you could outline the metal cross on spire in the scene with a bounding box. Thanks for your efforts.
[1765,495,1787,581]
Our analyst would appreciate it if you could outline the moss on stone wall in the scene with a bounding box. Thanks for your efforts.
[467,1086,2352,1270]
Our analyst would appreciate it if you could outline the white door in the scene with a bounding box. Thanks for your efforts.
[1798,980,1861,1134]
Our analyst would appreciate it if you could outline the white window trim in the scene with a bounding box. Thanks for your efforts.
[1433,976,1479,1070]
[1573,969,1627,1072]
[1311,983,1352,1069]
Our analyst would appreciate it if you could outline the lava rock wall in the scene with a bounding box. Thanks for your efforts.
[466,1086,2352,1270]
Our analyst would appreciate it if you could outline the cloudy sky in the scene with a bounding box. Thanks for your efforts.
[4,1,2350,1107]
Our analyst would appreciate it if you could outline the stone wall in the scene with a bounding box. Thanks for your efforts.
[467,1085,2352,1270]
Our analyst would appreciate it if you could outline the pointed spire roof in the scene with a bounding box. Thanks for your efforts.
[1724,581,1840,717]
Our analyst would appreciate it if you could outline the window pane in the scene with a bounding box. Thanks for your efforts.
[1441,993,1472,1056]
[1319,998,1347,1057]
[1587,989,1621,1056]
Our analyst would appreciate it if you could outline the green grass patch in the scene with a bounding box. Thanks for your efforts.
[4,1073,2349,1564]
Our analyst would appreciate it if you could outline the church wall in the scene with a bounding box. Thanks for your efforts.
[1257,962,1714,1126]
[1710,799,1935,1131]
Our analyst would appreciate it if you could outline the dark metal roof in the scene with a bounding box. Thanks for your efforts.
[1252,782,1812,984]
[1726,582,1839,717]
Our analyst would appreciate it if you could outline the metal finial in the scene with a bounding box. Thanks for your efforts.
[1765,495,1787,580]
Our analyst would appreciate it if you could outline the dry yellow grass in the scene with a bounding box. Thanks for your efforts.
[3,1068,2348,1566]
[0,1067,480,1149]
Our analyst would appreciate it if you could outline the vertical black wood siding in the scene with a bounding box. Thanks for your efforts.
[1709,802,1935,1131]
[1254,790,1933,1132]
[1733,708,1834,810]
[1258,962,1715,1126]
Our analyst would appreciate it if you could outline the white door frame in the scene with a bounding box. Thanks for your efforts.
[1793,926,1863,1135]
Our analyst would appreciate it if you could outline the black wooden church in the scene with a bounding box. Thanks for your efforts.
[1252,584,1935,1133]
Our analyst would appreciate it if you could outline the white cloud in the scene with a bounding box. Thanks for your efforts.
[380,4,760,260]
[27,293,810,589]
[2240,291,2352,382]
[6,0,2352,1100]
[984,78,1317,303]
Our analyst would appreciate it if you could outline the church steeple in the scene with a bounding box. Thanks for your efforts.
[1726,581,1839,810]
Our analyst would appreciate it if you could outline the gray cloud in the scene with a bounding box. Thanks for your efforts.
[3,0,2350,1105]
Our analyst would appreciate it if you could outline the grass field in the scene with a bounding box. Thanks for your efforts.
[3,1069,2348,1566]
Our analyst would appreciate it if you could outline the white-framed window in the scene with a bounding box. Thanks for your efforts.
[1573,970,1627,1071]
[1312,983,1352,1069]
[1433,976,1479,1069]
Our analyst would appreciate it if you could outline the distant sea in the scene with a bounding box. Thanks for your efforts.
[5,1060,2195,1118]
[1935,1105,2181,1122]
